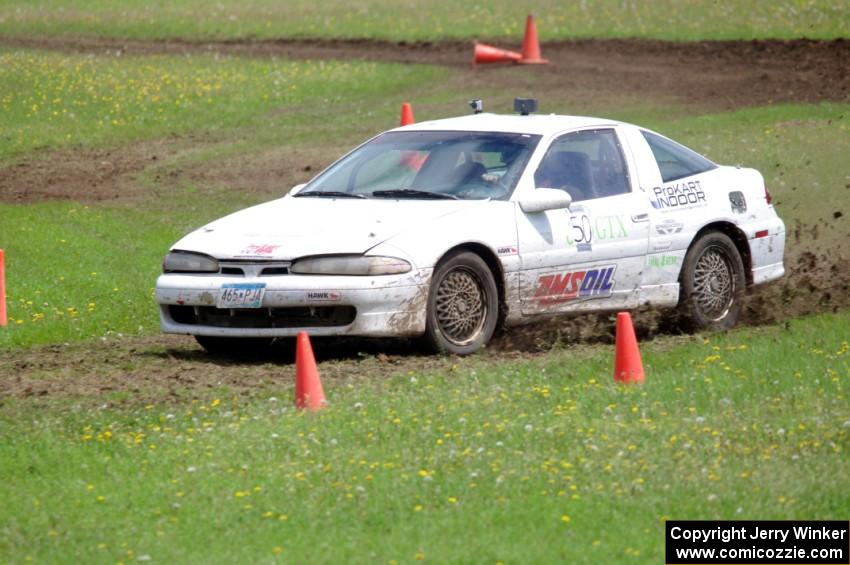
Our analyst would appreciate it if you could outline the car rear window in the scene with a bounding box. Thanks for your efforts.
[641,130,716,183]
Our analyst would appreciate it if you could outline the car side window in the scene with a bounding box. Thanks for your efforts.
[641,130,716,183]
[534,128,630,202]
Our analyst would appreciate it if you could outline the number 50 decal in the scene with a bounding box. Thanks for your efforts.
[566,214,593,246]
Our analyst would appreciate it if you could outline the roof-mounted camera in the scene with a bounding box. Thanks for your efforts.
[514,98,538,116]
[469,99,483,114]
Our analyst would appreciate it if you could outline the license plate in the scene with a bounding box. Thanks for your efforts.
[217,283,266,309]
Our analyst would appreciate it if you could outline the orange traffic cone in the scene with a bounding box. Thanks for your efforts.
[295,331,326,410]
[473,42,522,64]
[614,312,645,384]
[400,102,415,126]
[401,151,427,171]
[0,249,6,327]
[519,14,549,64]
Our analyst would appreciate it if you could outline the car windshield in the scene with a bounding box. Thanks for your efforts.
[299,131,541,200]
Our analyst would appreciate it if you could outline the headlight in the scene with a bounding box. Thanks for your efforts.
[163,251,219,273]
[290,255,411,276]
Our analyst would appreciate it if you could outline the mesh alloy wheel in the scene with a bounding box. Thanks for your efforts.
[434,267,488,346]
[678,232,745,331]
[692,245,736,322]
[423,251,499,355]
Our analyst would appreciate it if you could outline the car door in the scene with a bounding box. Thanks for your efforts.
[619,125,720,308]
[516,127,650,316]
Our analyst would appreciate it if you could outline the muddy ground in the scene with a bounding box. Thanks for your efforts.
[2,35,848,111]
[1,35,848,402]
[3,36,848,205]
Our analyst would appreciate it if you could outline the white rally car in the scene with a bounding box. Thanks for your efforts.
[156,99,785,355]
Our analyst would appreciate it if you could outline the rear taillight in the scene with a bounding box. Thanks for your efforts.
[764,184,773,205]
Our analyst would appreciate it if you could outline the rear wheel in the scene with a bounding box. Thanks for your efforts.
[422,251,499,355]
[194,335,275,357]
[678,232,745,331]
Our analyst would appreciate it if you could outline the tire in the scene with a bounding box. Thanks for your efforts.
[422,251,499,355]
[678,232,746,331]
[194,335,275,357]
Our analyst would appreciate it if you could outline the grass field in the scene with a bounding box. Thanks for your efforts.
[1,0,848,41]
[0,49,441,160]
[1,312,848,562]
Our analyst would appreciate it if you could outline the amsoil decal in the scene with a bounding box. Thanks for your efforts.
[655,219,684,235]
[306,291,341,302]
[650,180,706,210]
[497,246,518,256]
[241,244,280,255]
[533,266,616,305]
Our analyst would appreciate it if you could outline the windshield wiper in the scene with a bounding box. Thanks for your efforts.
[294,191,366,199]
[371,189,458,200]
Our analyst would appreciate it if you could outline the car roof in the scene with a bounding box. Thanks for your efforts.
[390,113,625,136]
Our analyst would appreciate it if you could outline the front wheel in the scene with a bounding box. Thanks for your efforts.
[678,232,746,331]
[422,251,499,355]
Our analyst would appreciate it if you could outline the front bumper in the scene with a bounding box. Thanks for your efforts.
[155,269,431,338]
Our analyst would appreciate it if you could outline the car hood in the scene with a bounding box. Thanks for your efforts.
[171,196,485,260]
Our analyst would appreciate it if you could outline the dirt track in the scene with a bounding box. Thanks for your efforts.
[1,35,848,401]
[2,36,849,205]
[2,35,848,109]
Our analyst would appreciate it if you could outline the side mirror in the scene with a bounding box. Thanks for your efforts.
[518,188,572,213]
[288,183,307,196]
